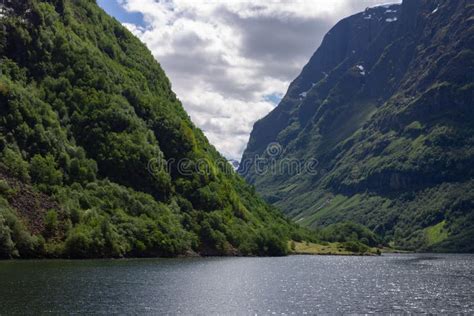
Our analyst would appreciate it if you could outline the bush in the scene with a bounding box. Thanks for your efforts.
[321,222,380,247]
[0,179,13,196]
[64,227,92,258]
[343,241,369,253]
[0,214,16,258]
[1,207,42,258]
[256,226,289,256]
[30,154,63,186]
[0,147,30,181]
[44,209,59,239]
[67,157,97,184]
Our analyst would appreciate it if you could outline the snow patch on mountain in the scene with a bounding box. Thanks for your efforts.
[356,65,366,76]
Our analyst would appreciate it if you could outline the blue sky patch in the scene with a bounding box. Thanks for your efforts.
[97,0,146,27]
[264,93,283,106]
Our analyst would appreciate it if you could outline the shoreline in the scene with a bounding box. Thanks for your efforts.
[3,252,469,262]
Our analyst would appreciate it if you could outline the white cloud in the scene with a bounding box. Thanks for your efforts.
[118,0,400,160]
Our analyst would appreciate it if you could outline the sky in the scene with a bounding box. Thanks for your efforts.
[97,0,400,160]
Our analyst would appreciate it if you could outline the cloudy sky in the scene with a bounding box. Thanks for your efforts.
[98,0,399,160]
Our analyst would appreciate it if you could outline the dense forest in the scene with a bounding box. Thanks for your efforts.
[240,0,474,252]
[0,0,333,258]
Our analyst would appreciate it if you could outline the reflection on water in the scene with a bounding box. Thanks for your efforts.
[0,254,473,314]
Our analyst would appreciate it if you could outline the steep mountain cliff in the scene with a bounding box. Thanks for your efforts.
[0,0,310,258]
[240,0,474,252]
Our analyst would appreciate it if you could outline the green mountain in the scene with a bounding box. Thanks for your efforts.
[0,0,313,258]
[240,0,474,252]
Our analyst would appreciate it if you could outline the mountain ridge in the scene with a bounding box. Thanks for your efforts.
[240,0,474,252]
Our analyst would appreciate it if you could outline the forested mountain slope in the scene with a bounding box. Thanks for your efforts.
[0,0,309,258]
[240,0,474,252]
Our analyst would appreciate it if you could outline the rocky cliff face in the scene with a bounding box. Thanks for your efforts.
[240,0,474,252]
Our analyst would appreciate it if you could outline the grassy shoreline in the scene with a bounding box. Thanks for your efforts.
[289,241,381,256]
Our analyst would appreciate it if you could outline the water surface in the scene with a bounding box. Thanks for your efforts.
[0,254,473,314]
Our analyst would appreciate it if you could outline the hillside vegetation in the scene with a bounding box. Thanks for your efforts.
[240,0,474,252]
[0,0,319,258]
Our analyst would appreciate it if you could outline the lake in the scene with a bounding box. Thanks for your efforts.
[0,254,473,314]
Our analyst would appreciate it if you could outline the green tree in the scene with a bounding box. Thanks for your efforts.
[30,154,63,186]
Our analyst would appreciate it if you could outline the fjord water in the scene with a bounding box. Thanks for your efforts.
[1,254,473,314]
